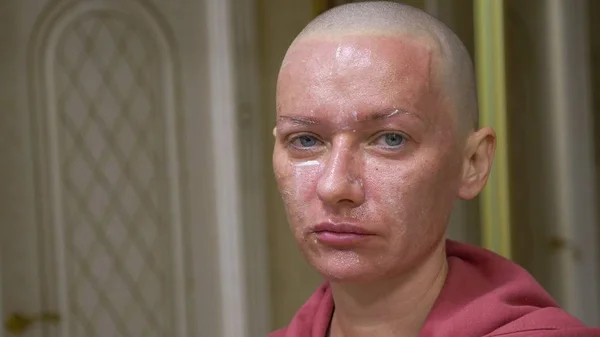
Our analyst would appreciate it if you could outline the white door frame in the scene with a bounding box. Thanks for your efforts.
[205,0,271,336]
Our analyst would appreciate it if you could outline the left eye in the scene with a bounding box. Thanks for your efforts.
[375,132,406,147]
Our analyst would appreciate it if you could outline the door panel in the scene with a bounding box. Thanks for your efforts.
[0,0,218,336]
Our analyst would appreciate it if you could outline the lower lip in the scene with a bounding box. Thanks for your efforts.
[314,231,372,246]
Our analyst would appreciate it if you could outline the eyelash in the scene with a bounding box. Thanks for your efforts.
[286,132,409,151]
[370,131,408,149]
[287,134,324,150]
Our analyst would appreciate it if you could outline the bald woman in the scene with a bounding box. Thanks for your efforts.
[269,2,600,337]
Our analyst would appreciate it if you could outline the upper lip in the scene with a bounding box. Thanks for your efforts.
[312,222,375,235]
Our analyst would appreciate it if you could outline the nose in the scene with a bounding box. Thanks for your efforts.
[316,144,365,207]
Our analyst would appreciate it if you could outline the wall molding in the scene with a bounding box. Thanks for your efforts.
[205,0,271,335]
[231,0,273,334]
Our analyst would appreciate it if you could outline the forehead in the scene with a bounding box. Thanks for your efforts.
[283,33,433,71]
[277,34,437,117]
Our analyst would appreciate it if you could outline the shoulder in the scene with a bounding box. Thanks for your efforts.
[486,307,600,337]
[486,326,600,337]
[422,240,595,337]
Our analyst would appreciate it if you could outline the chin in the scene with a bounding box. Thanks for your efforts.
[308,250,386,283]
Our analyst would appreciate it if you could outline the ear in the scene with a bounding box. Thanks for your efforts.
[458,127,496,200]
[273,126,277,137]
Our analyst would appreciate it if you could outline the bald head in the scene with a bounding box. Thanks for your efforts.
[273,1,496,285]
[281,1,478,134]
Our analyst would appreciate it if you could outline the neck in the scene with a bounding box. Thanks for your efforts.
[328,240,448,337]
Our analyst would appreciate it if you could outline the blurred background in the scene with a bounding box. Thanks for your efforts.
[1,0,599,336]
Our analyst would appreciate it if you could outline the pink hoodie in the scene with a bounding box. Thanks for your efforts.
[269,240,600,337]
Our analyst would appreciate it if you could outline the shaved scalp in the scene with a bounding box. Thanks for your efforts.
[282,1,479,134]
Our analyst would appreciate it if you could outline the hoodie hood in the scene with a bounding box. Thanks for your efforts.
[269,240,599,337]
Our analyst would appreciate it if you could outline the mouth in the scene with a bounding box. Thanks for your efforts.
[311,222,376,247]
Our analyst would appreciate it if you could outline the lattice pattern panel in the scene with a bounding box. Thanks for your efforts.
[53,12,172,337]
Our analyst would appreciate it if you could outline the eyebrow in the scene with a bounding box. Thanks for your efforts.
[276,108,417,125]
[367,109,407,121]
[276,115,319,126]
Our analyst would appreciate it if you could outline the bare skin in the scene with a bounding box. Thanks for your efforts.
[273,33,495,337]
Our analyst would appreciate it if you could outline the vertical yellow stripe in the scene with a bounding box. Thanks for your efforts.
[474,0,512,258]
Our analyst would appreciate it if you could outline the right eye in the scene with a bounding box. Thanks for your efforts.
[289,134,323,149]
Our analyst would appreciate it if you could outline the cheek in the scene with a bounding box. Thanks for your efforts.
[363,155,450,223]
[292,160,322,201]
[274,156,322,203]
[364,155,425,193]
[363,160,419,216]
[274,156,323,237]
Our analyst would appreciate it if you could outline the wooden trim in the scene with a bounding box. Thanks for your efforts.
[474,0,512,258]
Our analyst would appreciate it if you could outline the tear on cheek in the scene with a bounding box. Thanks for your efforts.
[296,160,320,167]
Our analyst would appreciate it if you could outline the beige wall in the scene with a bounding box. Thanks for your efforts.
[504,0,600,323]
[257,0,323,331]
[592,0,600,295]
